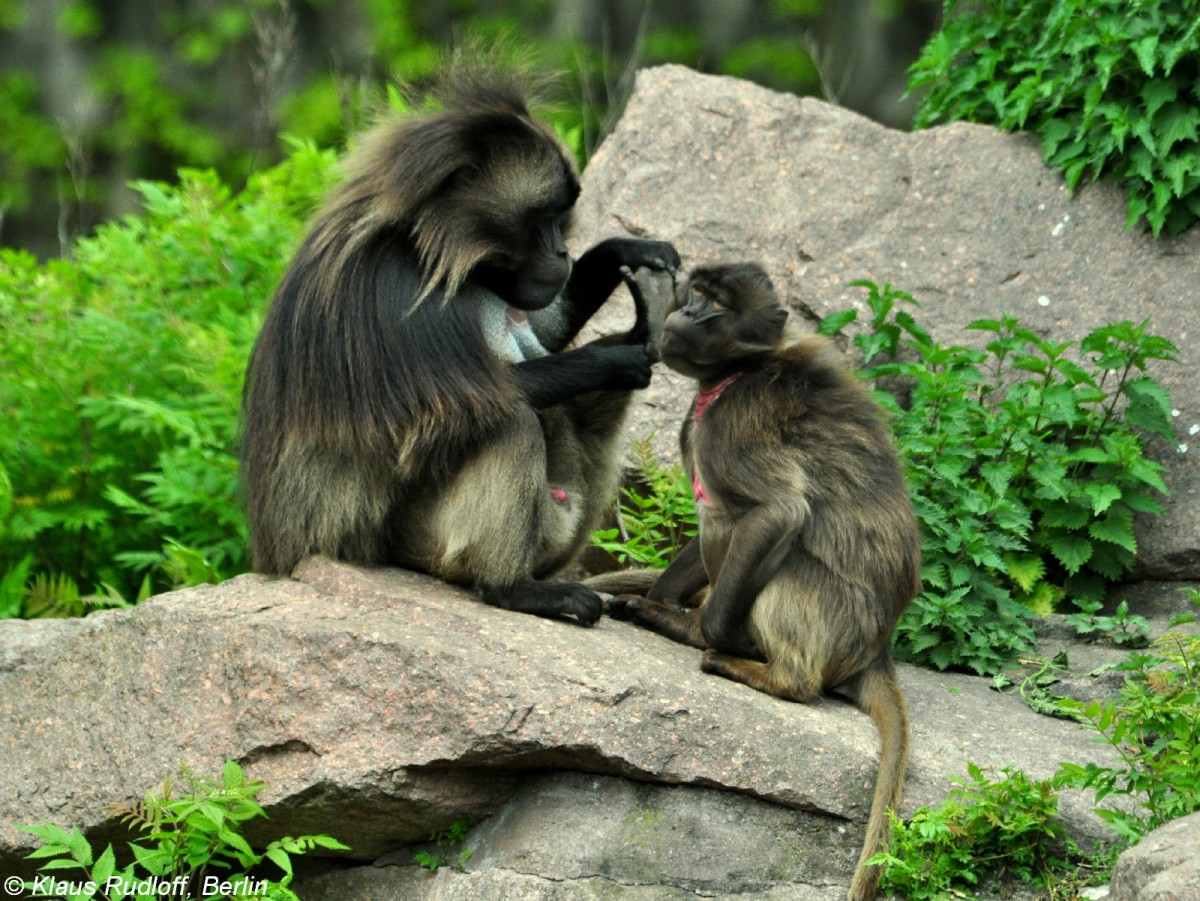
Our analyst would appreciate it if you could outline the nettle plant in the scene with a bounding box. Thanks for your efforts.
[591,437,699,569]
[820,281,1178,675]
[1055,589,1200,842]
[875,596,1200,895]
[909,0,1200,236]
[19,760,347,900]
[871,763,1103,900]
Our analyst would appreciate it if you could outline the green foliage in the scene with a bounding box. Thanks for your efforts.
[19,760,349,900]
[591,437,699,568]
[0,71,67,211]
[991,650,1075,718]
[0,142,337,608]
[412,819,475,872]
[1065,598,1151,647]
[871,763,1102,898]
[1054,590,1200,842]
[820,280,1177,674]
[1,0,842,245]
[909,0,1200,235]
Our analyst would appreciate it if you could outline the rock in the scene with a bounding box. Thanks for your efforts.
[1,556,1121,889]
[1110,811,1200,901]
[572,64,1200,579]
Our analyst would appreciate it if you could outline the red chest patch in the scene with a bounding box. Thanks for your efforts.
[691,372,742,504]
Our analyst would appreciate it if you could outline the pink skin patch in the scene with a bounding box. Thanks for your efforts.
[692,372,743,422]
[690,372,742,505]
[550,487,569,505]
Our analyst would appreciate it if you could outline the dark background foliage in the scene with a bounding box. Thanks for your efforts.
[0,0,939,258]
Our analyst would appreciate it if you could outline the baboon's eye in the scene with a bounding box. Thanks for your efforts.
[711,299,729,312]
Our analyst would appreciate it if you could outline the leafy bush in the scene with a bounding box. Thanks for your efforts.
[1064,598,1151,647]
[1054,590,1200,842]
[871,763,1102,899]
[591,437,699,568]
[19,760,348,900]
[909,0,1200,235]
[820,280,1177,674]
[0,142,336,607]
[412,818,474,872]
[880,603,1198,893]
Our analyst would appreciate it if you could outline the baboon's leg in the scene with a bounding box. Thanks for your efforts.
[606,596,708,649]
[647,538,709,607]
[608,596,763,659]
[700,651,821,702]
[418,408,603,626]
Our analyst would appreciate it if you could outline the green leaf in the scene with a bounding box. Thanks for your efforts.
[1133,35,1159,76]
[24,843,71,859]
[1084,483,1122,516]
[1067,447,1113,465]
[222,758,246,790]
[91,843,116,886]
[1041,117,1075,159]
[1090,508,1137,554]
[1141,80,1177,118]
[312,834,351,850]
[966,318,1002,333]
[36,858,94,871]
[1156,103,1200,154]
[64,826,93,867]
[220,828,256,860]
[1040,502,1091,530]
[817,309,857,336]
[129,841,171,876]
[1006,555,1045,593]
[979,461,1015,496]
[1050,535,1093,575]
[1123,489,1164,515]
[265,845,294,876]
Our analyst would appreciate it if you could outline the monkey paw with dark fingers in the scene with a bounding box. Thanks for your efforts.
[480,580,603,627]
[601,345,655,391]
[609,238,681,275]
[603,593,648,620]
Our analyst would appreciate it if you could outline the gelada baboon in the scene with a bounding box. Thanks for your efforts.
[602,263,920,901]
[240,57,678,625]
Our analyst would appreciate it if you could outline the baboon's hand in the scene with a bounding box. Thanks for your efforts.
[609,238,680,275]
[599,344,654,391]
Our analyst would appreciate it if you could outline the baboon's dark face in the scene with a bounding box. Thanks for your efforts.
[470,140,579,311]
[661,264,786,380]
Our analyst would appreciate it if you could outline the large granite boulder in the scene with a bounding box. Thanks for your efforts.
[0,557,1131,896]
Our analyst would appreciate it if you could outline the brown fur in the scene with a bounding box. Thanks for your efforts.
[240,58,677,624]
[605,263,920,900]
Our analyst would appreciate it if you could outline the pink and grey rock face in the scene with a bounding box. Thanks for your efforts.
[0,557,1126,879]
[573,64,1200,580]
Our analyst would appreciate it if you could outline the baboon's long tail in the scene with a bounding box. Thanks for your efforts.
[848,658,909,901]
[583,568,661,595]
